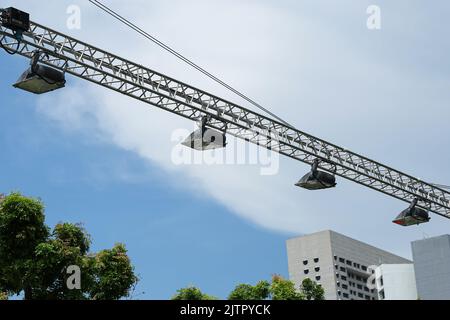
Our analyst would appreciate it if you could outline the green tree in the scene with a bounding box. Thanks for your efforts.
[0,192,138,300]
[90,244,138,300]
[0,193,49,299]
[270,275,304,300]
[172,286,217,300]
[228,276,325,301]
[31,223,92,300]
[300,278,325,300]
[228,281,270,300]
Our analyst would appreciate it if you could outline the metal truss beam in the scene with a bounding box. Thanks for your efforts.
[1,21,450,218]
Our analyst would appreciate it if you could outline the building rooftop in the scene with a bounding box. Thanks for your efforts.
[287,230,411,263]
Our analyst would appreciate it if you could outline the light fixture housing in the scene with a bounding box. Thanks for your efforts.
[1,7,30,33]
[181,128,227,151]
[181,116,226,151]
[393,198,430,226]
[13,50,66,94]
[296,159,337,190]
[13,64,66,94]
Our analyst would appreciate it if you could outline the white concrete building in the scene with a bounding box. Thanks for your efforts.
[374,264,418,300]
[412,235,450,300]
[286,230,412,300]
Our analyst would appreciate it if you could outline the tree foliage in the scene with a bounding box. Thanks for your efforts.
[300,278,325,300]
[0,192,138,300]
[228,281,270,300]
[227,275,325,301]
[171,286,217,300]
[270,275,304,300]
[90,244,138,300]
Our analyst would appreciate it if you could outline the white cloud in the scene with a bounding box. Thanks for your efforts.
[12,0,450,258]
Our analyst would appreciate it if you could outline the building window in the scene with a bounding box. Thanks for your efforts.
[357,284,362,290]
[303,260,308,265]
[339,258,345,263]
[315,267,320,272]
[364,287,369,292]
[315,275,321,281]
[343,293,349,299]
[365,295,371,300]
[334,255,337,260]
[342,284,348,290]
[314,258,319,263]
[358,293,363,298]
[346,260,352,266]
[340,267,346,272]
[304,269,309,275]
[362,265,368,271]
[341,276,347,281]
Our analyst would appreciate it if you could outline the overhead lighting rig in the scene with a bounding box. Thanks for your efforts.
[1,6,449,228]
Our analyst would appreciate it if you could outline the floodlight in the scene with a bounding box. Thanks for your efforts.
[13,51,66,94]
[393,198,430,226]
[181,116,226,151]
[295,159,337,190]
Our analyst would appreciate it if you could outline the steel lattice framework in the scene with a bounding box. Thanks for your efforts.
[1,21,450,219]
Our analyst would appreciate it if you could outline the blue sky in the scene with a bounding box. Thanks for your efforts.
[1,0,450,299]
[0,57,289,299]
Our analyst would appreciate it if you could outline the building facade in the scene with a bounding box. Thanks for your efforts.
[412,234,450,300]
[374,264,417,300]
[286,230,411,300]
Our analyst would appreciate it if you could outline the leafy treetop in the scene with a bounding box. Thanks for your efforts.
[0,192,138,300]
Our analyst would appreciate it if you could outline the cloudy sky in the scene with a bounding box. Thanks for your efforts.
[1,0,450,299]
